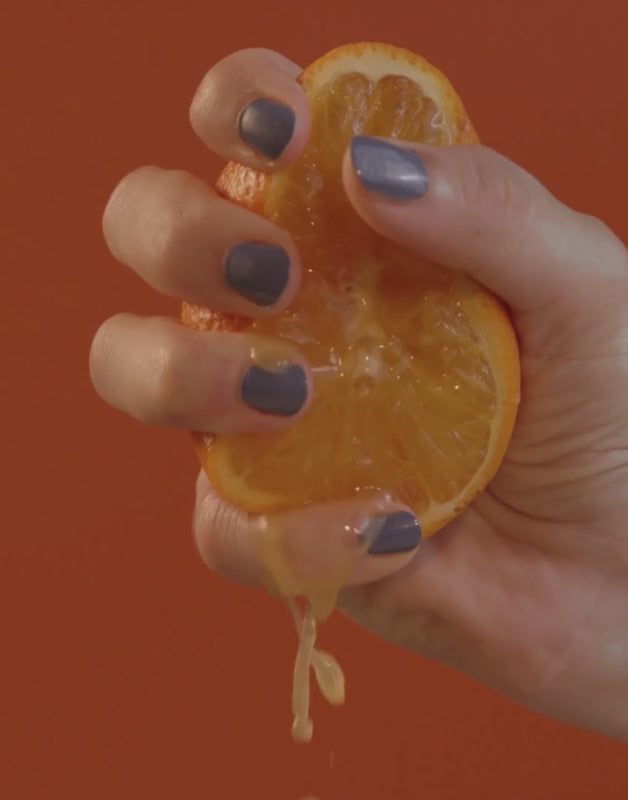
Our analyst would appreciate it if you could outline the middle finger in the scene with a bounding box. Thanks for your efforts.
[102,165,301,314]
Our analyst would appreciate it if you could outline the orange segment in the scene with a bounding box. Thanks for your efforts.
[182,43,520,537]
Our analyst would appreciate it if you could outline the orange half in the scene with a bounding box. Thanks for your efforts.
[182,43,520,537]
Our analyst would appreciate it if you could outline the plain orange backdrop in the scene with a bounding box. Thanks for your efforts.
[2,0,628,798]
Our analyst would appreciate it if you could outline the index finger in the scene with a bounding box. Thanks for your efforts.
[189,48,311,171]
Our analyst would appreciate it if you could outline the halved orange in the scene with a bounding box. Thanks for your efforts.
[183,43,520,538]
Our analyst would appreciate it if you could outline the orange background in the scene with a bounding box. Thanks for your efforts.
[2,1,628,798]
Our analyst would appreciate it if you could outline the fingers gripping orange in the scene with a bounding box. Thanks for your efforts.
[183,43,520,538]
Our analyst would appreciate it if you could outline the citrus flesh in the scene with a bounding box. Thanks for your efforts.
[182,43,520,538]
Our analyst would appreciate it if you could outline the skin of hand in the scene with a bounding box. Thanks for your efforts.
[90,49,628,742]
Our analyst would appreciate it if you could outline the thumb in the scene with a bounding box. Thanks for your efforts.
[342,137,624,314]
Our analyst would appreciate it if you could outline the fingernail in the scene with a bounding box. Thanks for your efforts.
[363,511,422,555]
[351,136,429,200]
[238,98,295,160]
[225,242,290,306]
[242,364,308,416]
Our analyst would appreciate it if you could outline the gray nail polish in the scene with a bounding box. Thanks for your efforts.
[225,242,290,306]
[242,364,308,416]
[363,511,422,555]
[238,98,295,160]
[351,136,429,200]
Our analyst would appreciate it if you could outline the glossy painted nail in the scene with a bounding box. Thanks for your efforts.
[238,98,295,160]
[242,364,308,416]
[351,136,429,200]
[363,511,422,555]
[225,242,290,306]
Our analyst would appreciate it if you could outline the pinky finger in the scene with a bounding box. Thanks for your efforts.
[194,471,422,596]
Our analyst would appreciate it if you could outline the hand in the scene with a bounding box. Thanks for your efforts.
[90,49,628,742]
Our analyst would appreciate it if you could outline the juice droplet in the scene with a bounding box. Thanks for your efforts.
[312,650,345,706]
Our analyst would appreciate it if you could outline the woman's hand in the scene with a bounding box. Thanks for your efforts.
[90,49,628,742]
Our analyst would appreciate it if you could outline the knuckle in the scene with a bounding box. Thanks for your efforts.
[190,48,292,132]
[578,213,628,276]
[88,317,117,395]
[194,493,229,569]
[458,145,538,235]
[146,170,205,288]
[146,334,190,426]
[190,54,244,131]
[102,166,157,238]
[193,483,250,581]
[189,77,218,133]
[103,166,205,286]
